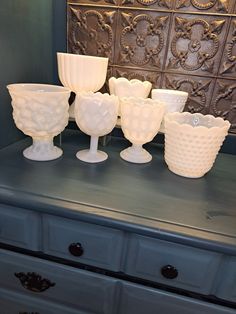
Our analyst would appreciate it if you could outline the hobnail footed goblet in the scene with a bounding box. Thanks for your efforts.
[164,112,230,178]
[57,52,108,119]
[7,84,71,161]
[120,97,165,163]
[151,89,188,132]
[74,92,119,163]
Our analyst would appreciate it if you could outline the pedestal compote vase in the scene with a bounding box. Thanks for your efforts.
[164,112,230,178]
[75,92,119,163]
[120,97,165,163]
[57,53,108,119]
[7,84,71,161]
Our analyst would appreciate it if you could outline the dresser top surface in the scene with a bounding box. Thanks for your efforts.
[0,130,235,251]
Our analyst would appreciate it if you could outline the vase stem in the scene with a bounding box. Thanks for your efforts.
[89,136,99,155]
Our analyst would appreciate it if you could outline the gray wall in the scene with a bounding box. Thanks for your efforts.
[0,0,66,149]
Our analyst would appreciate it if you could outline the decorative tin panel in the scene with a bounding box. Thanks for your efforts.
[175,0,234,13]
[67,1,236,133]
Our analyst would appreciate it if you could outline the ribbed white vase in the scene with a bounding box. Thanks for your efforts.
[164,112,230,178]
[57,52,108,118]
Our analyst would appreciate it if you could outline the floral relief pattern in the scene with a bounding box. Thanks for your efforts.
[122,0,171,8]
[220,20,236,76]
[68,6,115,60]
[119,12,169,68]
[176,0,230,12]
[168,17,225,74]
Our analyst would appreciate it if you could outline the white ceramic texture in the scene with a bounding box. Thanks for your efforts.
[152,89,188,132]
[57,52,108,118]
[164,112,230,178]
[74,92,119,163]
[7,84,71,161]
[120,97,165,164]
[109,77,152,119]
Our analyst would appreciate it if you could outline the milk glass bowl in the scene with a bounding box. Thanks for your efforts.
[164,112,230,178]
[7,84,71,161]
[120,97,165,163]
[152,89,188,132]
[57,52,108,118]
[75,92,119,163]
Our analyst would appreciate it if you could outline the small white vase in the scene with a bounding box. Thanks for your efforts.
[120,97,165,163]
[164,112,230,178]
[57,52,108,118]
[74,92,119,163]
[152,89,188,132]
[7,84,71,161]
[109,77,152,120]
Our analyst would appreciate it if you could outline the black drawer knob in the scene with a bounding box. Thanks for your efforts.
[15,272,55,293]
[161,265,178,279]
[68,242,84,257]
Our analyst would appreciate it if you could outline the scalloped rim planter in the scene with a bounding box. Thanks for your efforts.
[7,83,71,161]
[164,112,230,178]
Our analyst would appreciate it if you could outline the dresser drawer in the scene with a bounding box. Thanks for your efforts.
[125,235,222,294]
[0,249,117,314]
[215,256,236,302]
[43,214,124,271]
[0,204,40,250]
[118,282,236,314]
[0,288,81,314]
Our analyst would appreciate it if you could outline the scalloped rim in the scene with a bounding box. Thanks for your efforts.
[109,77,152,86]
[57,52,108,62]
[7,83,71,94]
[120,96,165,109]
[165,112,230,132]
[152,89,188,97]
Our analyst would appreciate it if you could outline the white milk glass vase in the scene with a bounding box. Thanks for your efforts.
[57,52,108,119]
[120,97,165,163]
[7,84,71,161]
[152,89,188,132]
[74,92,119,163]
[164,112,230,178]
[109,77,152,124]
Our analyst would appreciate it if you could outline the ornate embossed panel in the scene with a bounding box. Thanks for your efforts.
[166,14,228,76]
[211,79,236,132]
[68,5,117,62]
[175,0,234,13]
[220,19,236,78]
[115,10,170,70]
[67,1,236,132]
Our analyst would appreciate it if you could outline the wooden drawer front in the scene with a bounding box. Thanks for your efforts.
[0,249,117,314]
[43,214,124,271]
[216,257,236,302]
[0,204,40,250]
[118,282,236,314]
[125,235,222,294]
[0,288,82,314]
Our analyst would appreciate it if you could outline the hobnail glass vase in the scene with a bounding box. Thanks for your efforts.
[57,52,108,118]
[7,84,71,161]
[74,92,119,163]
[164,112,230,178]
[120,97,165,163]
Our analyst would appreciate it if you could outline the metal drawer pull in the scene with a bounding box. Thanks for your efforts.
[161,265,178,279]
[19,312,39,314]
[68,242,84,257]
[15,272,55,292]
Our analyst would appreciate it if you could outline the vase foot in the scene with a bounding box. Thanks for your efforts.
[120,147,152,164]
[167,165,206,179]
[23,145,63,161]
[76,149,108,163]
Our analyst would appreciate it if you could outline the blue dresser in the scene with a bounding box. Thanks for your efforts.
[0,131,235,313]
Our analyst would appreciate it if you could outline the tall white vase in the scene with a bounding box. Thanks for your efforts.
[7,84,71,161]
[57,52,108,118]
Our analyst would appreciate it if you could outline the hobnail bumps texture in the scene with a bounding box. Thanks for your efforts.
[164,112,230,178]
[9,89,70,138]
[152,89,188,113]
[75,92,119,137]
[120,97,165,145]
